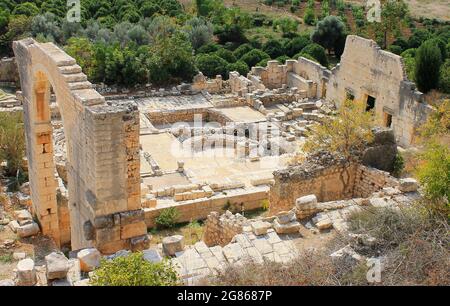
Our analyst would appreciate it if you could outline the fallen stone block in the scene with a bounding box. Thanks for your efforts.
[14,210,32,223]
[251,220,271,236]
[8,220,19,233]
[273,219,301,234]
[143,249,162,263]
[296,195,317,209]
[0,279,14,286]
[17,222,40,238]
[163,235,185,256]
[16,258,36,286]
[276,210,296,224]
[77,248,101,272]
[399,178,419,193]
[13,252,26,260]
[45,252,69,280]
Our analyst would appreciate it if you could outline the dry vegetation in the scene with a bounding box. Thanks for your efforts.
[207,202,450,286]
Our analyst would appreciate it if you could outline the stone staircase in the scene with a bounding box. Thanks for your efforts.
[172,227,298,285]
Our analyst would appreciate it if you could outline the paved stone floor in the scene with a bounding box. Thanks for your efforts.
[216,106,267,123]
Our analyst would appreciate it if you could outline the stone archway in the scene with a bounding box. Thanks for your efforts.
[13,38,148,254]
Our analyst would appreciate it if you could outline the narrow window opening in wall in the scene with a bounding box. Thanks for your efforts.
[366,95,376,111]
[233,130,238,137]
[245,129,250,138]
[384,112,393,128]
[47,208,51,214]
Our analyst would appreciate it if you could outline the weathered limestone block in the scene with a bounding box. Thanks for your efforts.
[296,195,318,209]
[77,248,101,272]
[163,235,185,256]
[143,249,162,263]
[120,221,147,240]
[0,279,14,286]
[276,210,296,224]
[17,222,40,238]
[14,210,32,223]
[273,219,301,234]
[399,178,418,193]
[16,258,36,286]
[45,252,69,280]
[251,220,272,236]
[8,220,20,233]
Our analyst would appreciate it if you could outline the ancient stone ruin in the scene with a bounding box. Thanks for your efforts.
[0,34,436,286]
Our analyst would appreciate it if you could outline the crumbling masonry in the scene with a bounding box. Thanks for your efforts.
[13,39,148,253]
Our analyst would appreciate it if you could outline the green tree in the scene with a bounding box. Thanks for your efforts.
[416,99,449,205]
[227,60,249,76]
[65,37,96,81]
[215,48,237,63]
[303,8,316,26]
[12,2,39,17]
[311,15,346,55]
[263,39,285,58]
[284,35,310,57]
[304,99,374,192]
[184,17,214,50]
[90,252,179,286]
[240,49,270,67]
[439,59,450,94]
[300,43,329,67]
[415,40,443,93]
[233,43,254,59]
[374,0,409,49]
[273,17,298,37]
[196,53,229,78]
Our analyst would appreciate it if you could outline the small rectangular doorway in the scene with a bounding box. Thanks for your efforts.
[366,95,376,111]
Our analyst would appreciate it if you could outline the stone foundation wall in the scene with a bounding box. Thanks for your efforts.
[269,162,395,214]
[353,165,398,198]
[203,211,249,247]
[269,162,358,214]
[144,188,268,228]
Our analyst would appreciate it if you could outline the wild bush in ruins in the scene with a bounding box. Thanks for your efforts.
[0,112,25,178]
[304,99,374,160]
[348,204,450,285]
[90,252,179,286]
[156,207,181,229]
[416,99,450,207]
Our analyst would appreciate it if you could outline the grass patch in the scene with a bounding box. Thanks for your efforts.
[0,253,13,264]
[149,220,205,246]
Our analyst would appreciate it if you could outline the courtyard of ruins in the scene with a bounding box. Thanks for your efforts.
[0,31,446,286]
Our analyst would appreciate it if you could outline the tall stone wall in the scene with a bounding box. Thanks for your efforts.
[13,39,147,254]
[326,35,433,147]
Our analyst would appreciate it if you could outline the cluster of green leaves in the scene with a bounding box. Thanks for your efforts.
[155,207,181,229]
[90,252,180,286]
[416,100,450,205]
[0,112,25,178]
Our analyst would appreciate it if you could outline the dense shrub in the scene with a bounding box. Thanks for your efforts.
[300,43,329,67]
[439,59,450,93]
[196,53,229,78]
[262,39,285,58]
[227,60,249,76]
[0,112,25,177]
[415,40,443,93]
[155,207,181,229]
[215,48,237,63]
[233,43,254,59]
[197,42,221,54]
[284,35,310,57]
[90,252,179,286]
[240,49,270,67]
